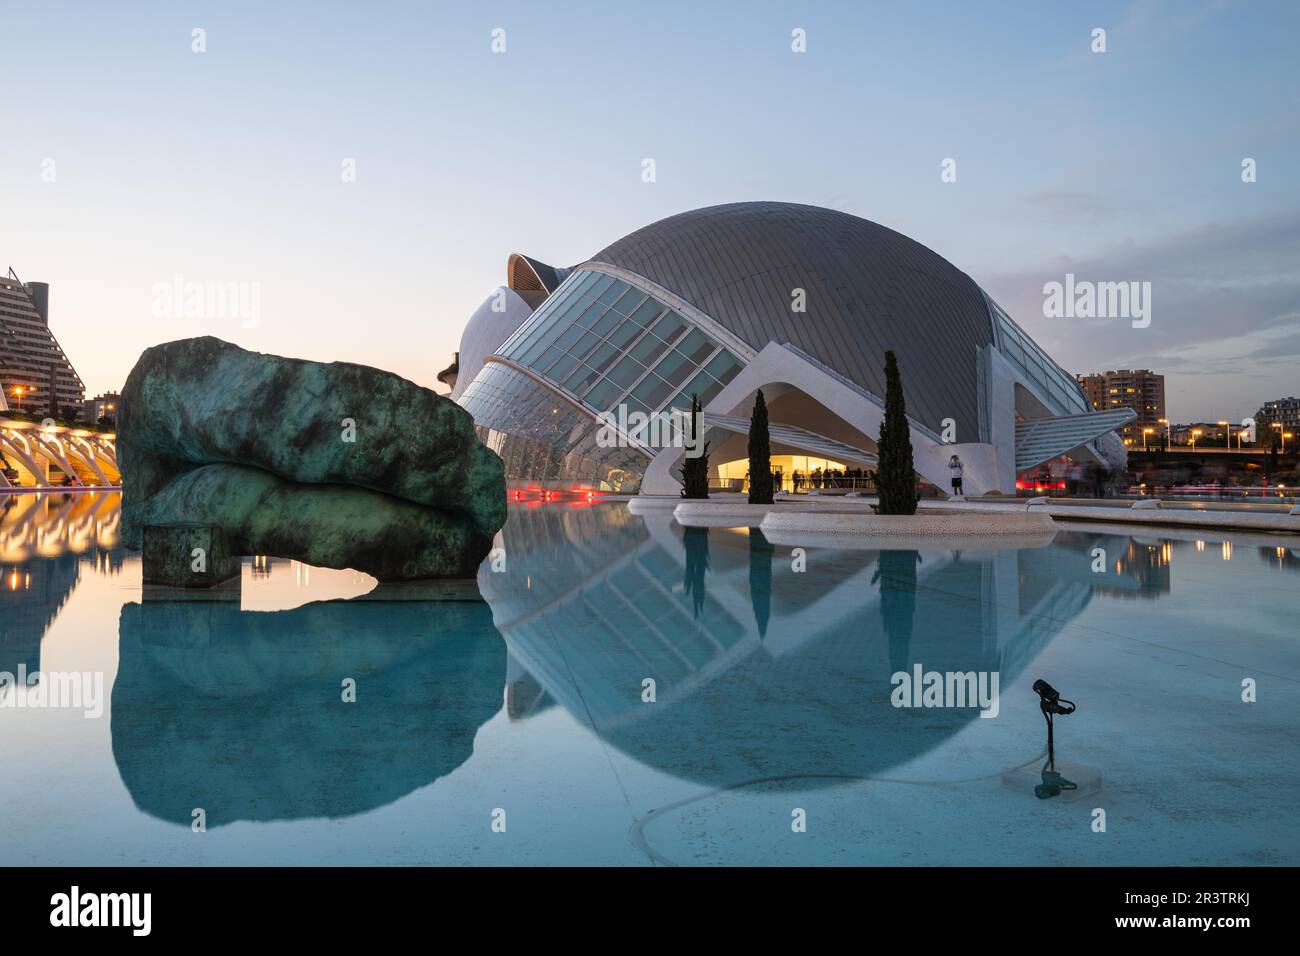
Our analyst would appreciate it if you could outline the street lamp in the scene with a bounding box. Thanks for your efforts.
[1191,428,1202,451]
[1218,420,1230,448]
[1142,427,1154,451]
[1286,433,1294,453]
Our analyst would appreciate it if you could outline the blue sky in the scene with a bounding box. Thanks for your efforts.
[1,0,1296,422]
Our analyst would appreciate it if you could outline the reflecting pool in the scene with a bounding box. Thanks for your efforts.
[2,493,1298,865]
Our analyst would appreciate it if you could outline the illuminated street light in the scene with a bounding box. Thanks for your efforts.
[1142,427,1154,451]
[1191,428,1202,451]
[1218,420,1230,448]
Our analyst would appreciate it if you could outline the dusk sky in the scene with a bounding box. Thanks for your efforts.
[2,0,1297,422]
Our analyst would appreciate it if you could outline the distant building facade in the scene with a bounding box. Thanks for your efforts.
[1170,422,1231,446]
[1257,396,1300,432]
[0,269,86,418]
[84,391,121,423]
[1077,369,1165,445]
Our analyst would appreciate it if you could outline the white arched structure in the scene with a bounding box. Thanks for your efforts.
[0,418,120,489]
[641,342,1005,495]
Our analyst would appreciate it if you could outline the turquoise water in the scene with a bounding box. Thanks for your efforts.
[2,492,1297,865]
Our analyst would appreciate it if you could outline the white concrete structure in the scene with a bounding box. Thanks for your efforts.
[0,418,120,489]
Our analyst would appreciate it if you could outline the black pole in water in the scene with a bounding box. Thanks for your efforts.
[1032,679,1077,798]
[1044,707,1055,771]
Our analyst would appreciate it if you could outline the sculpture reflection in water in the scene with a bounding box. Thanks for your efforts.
[112,583,505,827]
[482,504,1157,788]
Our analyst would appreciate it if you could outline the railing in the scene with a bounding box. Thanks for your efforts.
[713,475,878,495]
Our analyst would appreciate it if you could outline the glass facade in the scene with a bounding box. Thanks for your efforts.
[460,268,747,491]
[459,363,651,493]
[497,269,743,419]
[987,295,1090,416]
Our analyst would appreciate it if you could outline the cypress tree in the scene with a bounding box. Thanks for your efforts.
[680,394,710,499]
[748,389,773,504]
[877,350,918,515]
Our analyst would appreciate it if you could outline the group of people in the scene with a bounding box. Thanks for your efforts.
[1064,461,1111,497]
[743,454,1126,500]
[790,467,874,492]
[1022,461,1111,497]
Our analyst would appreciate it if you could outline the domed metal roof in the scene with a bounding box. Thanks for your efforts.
[451,286,539,400]
[588,201,995,436]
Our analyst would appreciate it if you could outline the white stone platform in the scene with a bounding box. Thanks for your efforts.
[758,508,1058,550]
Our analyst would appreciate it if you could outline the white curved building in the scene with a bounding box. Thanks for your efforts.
[450,202,1134,495]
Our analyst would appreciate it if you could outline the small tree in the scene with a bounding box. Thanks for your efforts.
[748,389,773,504]
[680,394,710,499]
[1256,416,1282,470]
[876,349,918,515]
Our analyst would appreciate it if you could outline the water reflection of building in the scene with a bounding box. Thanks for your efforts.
[0,554,79,683]
[480,504,1154,786]
[1051,530,1173,599]
[0,492,122,683]
[1258,545,1300,572]
[486,503,647,720]
[0,491,121,563]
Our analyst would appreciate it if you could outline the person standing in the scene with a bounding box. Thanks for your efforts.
[948,454,964,497]
[1084,462,1105,498]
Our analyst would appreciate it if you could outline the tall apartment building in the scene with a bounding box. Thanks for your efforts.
[0,268,86,417]
[1077,369,1165,444]
[1257,396,1300,431]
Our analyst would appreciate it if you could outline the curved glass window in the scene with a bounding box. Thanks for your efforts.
[495,268,745,420]
[458,362,650,493]
[987,295,1089,416]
